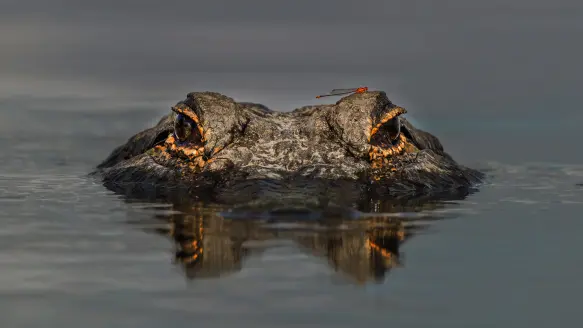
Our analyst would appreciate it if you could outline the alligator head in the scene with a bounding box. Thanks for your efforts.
[95,91,483,209]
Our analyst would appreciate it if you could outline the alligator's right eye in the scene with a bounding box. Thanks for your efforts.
[174,114,193,142]
[370,116,401,148]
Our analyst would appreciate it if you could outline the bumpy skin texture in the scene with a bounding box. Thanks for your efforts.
[95,91,483,209]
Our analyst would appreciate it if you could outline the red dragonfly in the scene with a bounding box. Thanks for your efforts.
[315,87,368,98]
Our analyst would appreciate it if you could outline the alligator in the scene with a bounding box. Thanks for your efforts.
[95,90,484,210]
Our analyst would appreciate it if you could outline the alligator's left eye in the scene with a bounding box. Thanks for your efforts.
[174,114,193,142]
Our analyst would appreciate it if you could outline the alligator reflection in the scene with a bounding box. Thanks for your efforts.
[137,190,471,284]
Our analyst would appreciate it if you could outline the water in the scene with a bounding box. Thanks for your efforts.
[2,93,582,328]
[2,1,583,327]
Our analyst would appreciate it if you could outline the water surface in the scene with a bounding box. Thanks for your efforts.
[1,99,582,327]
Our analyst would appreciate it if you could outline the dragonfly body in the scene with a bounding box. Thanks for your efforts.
[316,87,368,98]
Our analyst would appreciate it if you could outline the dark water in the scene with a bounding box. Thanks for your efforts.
[2,1,583,327]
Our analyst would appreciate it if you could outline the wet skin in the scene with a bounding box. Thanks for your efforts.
[95,91,484,210]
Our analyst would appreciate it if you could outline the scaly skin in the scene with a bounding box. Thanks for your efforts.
[94,91,484,209]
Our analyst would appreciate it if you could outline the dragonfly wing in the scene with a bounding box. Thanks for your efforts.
[315,87,364,98]
[329,88,359,95]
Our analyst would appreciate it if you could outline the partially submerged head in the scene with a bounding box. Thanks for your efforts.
[96,91,483,207]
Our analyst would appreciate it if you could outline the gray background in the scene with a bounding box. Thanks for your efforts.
[2,0,582,163]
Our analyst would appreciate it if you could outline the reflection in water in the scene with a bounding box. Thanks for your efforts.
[293,220,416,284]
[135,190,470,284]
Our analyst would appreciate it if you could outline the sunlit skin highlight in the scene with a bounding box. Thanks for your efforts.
[368,106,407,138]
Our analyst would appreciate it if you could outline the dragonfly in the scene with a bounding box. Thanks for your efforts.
[315,87,368,99]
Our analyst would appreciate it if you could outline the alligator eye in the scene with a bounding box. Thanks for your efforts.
[174,114,193,142]
[370,116,401,147]
[386,116,401,142]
